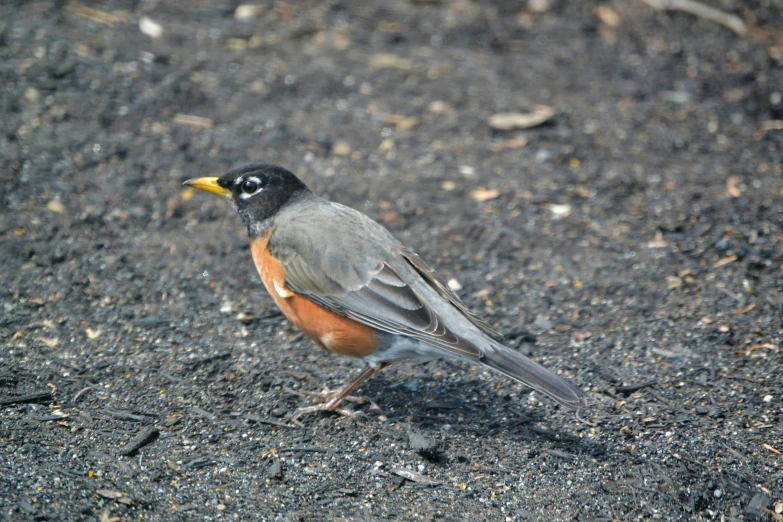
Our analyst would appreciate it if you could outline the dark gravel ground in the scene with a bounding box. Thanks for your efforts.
[2,1,782,520]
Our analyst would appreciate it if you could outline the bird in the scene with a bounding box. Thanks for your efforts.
[184,163,593,418]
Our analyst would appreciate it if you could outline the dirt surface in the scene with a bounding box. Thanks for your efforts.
[1,1,782,520]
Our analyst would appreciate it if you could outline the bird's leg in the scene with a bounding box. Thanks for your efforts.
[293,363,388,419]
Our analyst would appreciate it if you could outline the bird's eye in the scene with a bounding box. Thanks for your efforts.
[241,178,260,194]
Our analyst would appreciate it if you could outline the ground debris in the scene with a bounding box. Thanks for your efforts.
[390,466,441,486]
[641,0,746,36]
[0,391,53,405]
[118,425,159,456]
[488,106,554,130]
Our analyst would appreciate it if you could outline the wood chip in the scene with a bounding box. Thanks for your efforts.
[173,114,213,129]
[726,176,741,198]
[763,443,781,455]
[714,255,737,268]
[488,106,554,130]
[470,188,500,202]
[666,276,682,289]
[65,3,120,26]
[85,327,100,339]
[47,200,66,214]
[396,116,419,132]
[96,489,125,500]
[732,303,755,314]
[38,337,59,347]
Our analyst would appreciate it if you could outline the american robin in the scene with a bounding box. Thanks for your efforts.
[184,163,593,417]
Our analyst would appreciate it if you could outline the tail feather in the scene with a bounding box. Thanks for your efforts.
[481,345,594,410]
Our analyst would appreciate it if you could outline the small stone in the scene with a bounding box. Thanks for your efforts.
[235,4,266,20]
[139,17,163,39]
[47,200,66,214]
[25,87,40,103]
[533,315,554,331]
[447,278,462,291]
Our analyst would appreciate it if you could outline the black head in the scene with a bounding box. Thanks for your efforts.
[184,163,310,237]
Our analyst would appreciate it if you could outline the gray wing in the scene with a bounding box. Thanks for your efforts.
[269,201,483,360]
[399,247,504,341]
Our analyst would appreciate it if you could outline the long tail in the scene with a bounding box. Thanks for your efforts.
[481,344,594,409]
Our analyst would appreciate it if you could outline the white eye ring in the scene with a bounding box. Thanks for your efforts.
[239,176,263,198]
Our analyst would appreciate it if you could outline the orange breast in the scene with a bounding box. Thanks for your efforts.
[249,231,378,358]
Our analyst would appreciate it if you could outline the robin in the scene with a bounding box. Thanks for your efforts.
[184,163,593,417]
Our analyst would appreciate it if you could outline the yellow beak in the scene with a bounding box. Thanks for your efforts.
[182,177,231,197]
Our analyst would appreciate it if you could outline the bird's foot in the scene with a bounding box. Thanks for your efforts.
[291,389,379,419]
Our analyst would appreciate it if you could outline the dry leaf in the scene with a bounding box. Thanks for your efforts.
[332,141,351,156]
[369,54,411,71]
[488,106,554,130]
[396,116,418,132]
[726,176,741,198]
[595,5,620,27]
[667,276,682,290]
[470,188,500,202]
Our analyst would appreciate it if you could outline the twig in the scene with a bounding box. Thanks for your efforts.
[244,415,301,429]
[118,425,159,456]
[642,0,746,37]
[0,392,53,405]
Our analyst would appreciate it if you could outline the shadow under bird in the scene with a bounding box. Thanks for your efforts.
[184,163,593,418]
